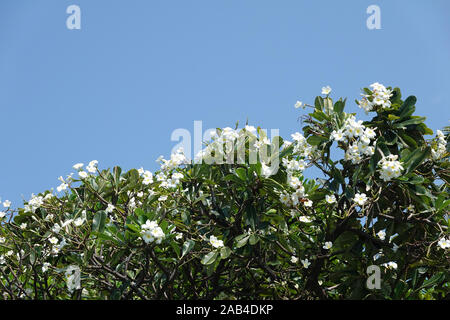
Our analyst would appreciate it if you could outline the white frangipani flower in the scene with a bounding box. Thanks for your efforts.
[321,86,332,95]
[105,204,115,214]
[301,258,311,268]
[48,237,59,245]
[73,163,84,170]
[323,241,333,250]
[78,171,88,179]
[42,262,51,273]
[377,230,386,241]
[325,195,336,204]
[438,237,450,250]
[381,261,398,270]
[299,216,312,223]
[294,101,304,109]
[353,193,368,206]
[210,235,224,248]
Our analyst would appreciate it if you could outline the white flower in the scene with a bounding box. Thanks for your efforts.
[73,163,84,170]
[210,235,224,248]
[304,199,313,207]
[377,155,403,181]
[0,237,5,244]
[48,237,59,245]
[325,195,336,204]
[105,204,115,214]
[321,86,332,95]
[86,160,98,173]
[299,216,312,223]
[291,256,298,263]
[373,251,383,261]
[301,258,311,268]
[150,227,165,244]
[438,237,450,250]
[244,125,257,135]
[353,193,368,206]
[65,265,81,292]
[42,262,51,273]
[57,183,68,193]
[294,101,304,109]
[78,171,88,179]
[142,170,154,185]
[261,163,276,178]
[377,230,386,241]
[141,220,165,244]
[74,217,85,227]
[142,220,158,230]
[141,230,154,244]
[0,255,5,265]
[381,261,398,270]
[2,200,11,208]
[280,192,290,205]
[0,211,5,219]
[52,223,61,234]
[331,130,345,142]
[20,223,27,230]
[175,232,183,240]
[323,241,333,250]
[288,175,301,189]
[392,243,399,253]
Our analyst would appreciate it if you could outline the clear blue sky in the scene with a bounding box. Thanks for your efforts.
[1,0,449,207]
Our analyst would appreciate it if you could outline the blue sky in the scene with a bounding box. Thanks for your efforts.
[0,0,449,207]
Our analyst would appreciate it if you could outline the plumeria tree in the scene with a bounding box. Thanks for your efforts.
[0,83,448,300]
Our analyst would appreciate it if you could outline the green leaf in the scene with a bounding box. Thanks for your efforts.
[404,147,431,174]
[393,117,426,129]
[126,223,141,234]
[92,211,107,233]
[245,206,257,230]
[235,168,247,181]
[220,246,232,259]
[314,96,324,111]
[113,166,122,189]
[388,114,400,121]
[418,272,445,290]
[181,240,195,258]
[398,96,417,119]
[249,234,259,245]
[235,235,250,248]
[307,135,327,146]
[333,100,345,113]
[201,251,219,265]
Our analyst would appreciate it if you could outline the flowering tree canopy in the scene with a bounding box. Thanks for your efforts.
[0,84,449,300]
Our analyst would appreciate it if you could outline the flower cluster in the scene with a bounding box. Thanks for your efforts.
[24,193,52,213]
[155,148,187,189]
[358,82,393,113]
[431,130,447,161]
[140,220,165,244]
[377,154,404,182]
[290,132,314,159]
[331,115,376,164]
